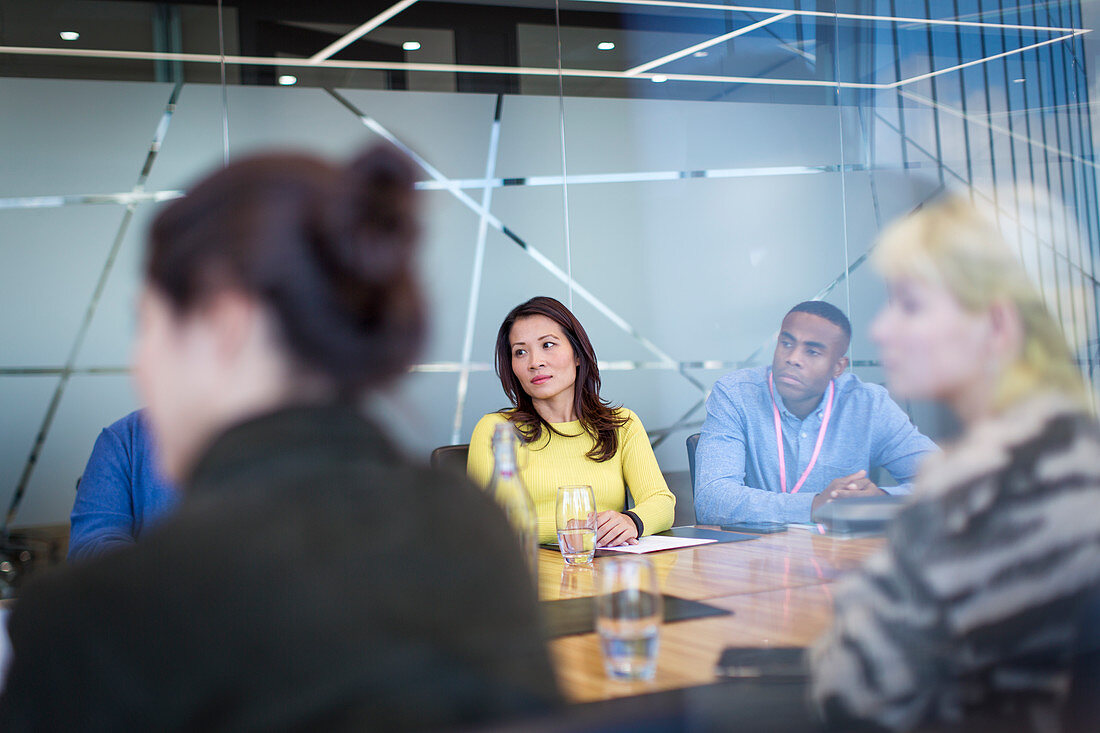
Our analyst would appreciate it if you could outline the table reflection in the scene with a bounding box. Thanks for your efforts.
[542,527,883,702]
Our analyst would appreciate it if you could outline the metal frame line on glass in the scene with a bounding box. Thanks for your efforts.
[322,87,709,397]
[4,82,184,531]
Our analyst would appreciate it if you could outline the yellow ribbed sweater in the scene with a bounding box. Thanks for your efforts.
[467,408,676,543]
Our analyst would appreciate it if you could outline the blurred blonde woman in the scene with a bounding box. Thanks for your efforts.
[810,194,1100,731]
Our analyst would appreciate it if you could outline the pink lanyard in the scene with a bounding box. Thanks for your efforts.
[768,372,835,494]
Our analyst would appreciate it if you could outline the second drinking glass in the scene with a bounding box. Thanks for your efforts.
[596,555,662,680]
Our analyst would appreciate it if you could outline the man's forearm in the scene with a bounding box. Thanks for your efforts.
[695,480,817,524]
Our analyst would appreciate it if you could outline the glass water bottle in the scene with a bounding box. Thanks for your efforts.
[489,423,538,578]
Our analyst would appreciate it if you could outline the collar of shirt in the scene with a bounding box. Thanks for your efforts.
[767,366,847,423]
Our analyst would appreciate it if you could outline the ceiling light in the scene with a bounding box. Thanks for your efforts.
[1013,77,1026,83]
[278,75,298,85]
[402,41,421,51]
[597,41,615,51]
[651,75,668,83]
[59,31,80,41]
[693,51,709,57]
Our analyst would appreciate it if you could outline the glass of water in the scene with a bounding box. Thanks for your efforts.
[556,485,597,565]
[595,556,662,681]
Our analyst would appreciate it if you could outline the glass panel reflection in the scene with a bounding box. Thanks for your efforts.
[0,0,1096,528]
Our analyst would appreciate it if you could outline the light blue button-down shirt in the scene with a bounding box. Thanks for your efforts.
[694,366,938,524]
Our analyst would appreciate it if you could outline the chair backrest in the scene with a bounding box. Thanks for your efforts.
[686,433,700,498]
[1064,584,1100,732]
[430,444,470,477]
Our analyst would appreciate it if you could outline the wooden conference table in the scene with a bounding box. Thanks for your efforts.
[537,526,883,704]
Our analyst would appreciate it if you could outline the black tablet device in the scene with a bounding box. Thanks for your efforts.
[715,647,807,680]
[719,522,787,534]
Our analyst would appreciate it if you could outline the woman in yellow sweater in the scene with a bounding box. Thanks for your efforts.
[468,296,676,547]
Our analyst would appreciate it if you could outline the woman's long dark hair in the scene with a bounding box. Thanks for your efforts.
[494,296,627,462]
[145,143,423,397]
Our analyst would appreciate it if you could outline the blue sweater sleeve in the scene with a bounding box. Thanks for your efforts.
[869,386,939,495]
[693,379,816,524]
[68,423,139,562]
[68,411,178,562]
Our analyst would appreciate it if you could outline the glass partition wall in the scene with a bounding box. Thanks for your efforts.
[1,0,1097,529]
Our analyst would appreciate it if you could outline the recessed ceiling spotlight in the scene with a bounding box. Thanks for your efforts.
[278,75,298,86]
[693,51,709,57]
[59,31,80,41]
[403,41,421,51]
[651,75,668,83]
[1013,77,1026,83]
[597,41,615,51]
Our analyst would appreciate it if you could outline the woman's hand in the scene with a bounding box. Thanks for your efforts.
[596,510,639,547]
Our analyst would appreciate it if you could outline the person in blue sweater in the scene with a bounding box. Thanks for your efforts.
[67,409,178,562]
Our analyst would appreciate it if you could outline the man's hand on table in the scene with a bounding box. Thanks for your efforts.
[811,470,887,513]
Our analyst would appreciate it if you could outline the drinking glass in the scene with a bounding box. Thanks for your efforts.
[556,484,597,565]
[595,556,662,680]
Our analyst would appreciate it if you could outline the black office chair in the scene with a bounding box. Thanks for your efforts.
[686,433,700,499]
[430,444,469,477]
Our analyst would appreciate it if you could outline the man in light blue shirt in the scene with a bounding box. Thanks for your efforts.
[694,301,937,525]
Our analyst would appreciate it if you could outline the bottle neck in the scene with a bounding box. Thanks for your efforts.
[491,423,523,482]
[493,444,518,479]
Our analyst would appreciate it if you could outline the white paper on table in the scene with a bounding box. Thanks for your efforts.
[598,535,717,554]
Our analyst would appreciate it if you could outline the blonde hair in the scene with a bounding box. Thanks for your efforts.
[873,194,1088,411]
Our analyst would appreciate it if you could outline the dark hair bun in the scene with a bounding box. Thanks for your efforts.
[146,142,425,395]
[324,144,419,288]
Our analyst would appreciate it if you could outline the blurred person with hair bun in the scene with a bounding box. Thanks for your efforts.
[0,145,559,731]
[811,194,1100,731]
